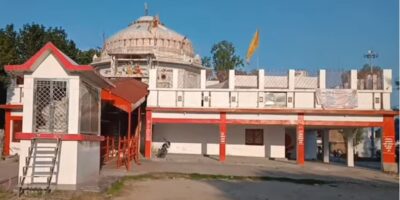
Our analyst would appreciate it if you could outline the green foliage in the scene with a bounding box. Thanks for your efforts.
[201,56,212,68]
[0,23,100,87]
[76,48,101,65]
[0,24,18,87]
[210,40,243,81]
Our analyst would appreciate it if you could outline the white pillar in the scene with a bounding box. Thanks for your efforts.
[228,70,235,90]
[172,69,179,89]
[148,69,157,89]
[288,69,295,90]
[323,130,329,163]
[350,70,357,90]
[258,69,264,90]
[346,129,354,167]
[200,70,206,89]
[382,69,392,110]
[287,69,295,108]
[319,69,326,89]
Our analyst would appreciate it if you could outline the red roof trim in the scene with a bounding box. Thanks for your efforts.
[146,107,398,116]
[5,42,93,72]
[15,132,104,141]
[0,104,23,110]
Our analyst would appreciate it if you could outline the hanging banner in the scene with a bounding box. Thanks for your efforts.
[316,89,357,109]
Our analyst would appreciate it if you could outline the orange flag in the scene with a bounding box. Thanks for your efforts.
[246,29,260,64]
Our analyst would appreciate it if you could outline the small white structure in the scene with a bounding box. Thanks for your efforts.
[3,43,113,191]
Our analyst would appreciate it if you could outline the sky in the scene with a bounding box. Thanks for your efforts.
[0,0,399,106]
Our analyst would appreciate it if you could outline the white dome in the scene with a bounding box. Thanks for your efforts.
[103,16,195,58]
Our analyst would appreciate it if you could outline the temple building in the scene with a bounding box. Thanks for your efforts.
[91,15,203,88]
[0,13,398,193]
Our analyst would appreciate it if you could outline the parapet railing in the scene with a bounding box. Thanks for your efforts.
[147,69,393,110]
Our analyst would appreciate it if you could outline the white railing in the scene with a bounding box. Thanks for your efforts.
[148,88,391,110]
[147,69,393,110]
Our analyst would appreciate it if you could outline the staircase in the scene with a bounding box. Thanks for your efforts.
[18,138,61,196]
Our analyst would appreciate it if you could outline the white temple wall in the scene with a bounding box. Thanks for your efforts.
[23,53,81,134]
[76,141,100,185]
[152,124,285,158]
[18,141,78,187]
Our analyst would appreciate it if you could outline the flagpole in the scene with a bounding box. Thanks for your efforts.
[256,51,259,70]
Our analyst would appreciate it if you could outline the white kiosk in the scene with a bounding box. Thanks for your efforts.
[5,43,113,193]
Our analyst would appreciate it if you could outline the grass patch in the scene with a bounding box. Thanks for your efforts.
[107,180,124,196]
[0,189,14,200]
[115,172,331,186]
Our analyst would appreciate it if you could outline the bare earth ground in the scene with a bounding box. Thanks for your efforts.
[0,154,398,200]
[113,177,397,200]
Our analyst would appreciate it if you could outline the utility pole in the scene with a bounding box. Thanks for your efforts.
[363,50,379,158]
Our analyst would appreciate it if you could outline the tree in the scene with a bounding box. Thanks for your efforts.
[0,23,100,128]
[0,24,18,86]
[0,23,100,87]
[210,40,243,81]
[201,56,212,68]
[77,48,101,65]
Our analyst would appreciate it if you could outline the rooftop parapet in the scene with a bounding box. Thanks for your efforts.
[147,68,392,110]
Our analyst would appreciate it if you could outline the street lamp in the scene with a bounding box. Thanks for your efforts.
[364,50,379,74]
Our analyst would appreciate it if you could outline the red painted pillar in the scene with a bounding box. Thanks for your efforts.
[219,112,227,162]
[128,111,132,139]
[3,110,11,156]
[296,113,305,165]
[145,110,152,159]
[382,115,396,172]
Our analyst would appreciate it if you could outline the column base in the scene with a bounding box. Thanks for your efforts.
[382,163,398,173]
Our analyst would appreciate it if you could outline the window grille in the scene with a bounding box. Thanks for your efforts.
[33,80,68,133]
[80,81,99,134]
[245,129,264,145]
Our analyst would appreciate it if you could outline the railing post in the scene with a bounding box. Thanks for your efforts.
[382,69,392,110]
[287,69,295,108]
[350,70,357,90]
[319,69,326,89]
[229,70,235,90]
[315,69,326,109]
[200,70,206,89]
[258,69,264,90]
[258,69,265,108]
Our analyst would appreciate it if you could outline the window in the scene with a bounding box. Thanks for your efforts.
[245,129,264,145]
[80,81,99,134]
[33,80,68,133]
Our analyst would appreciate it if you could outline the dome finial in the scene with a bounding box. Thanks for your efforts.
[144,2,149,16]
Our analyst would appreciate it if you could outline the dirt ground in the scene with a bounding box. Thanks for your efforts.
[112,176,398,200]
[1,154,398,200]
[0,172,398,200]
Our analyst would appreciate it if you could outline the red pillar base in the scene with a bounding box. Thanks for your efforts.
[219,112,227,162]
[296,113,305,165]
[3,111,11,156]
[145,111,152,159]
[382,115,397,173]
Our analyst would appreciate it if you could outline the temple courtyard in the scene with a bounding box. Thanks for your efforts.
[0,154,398,199]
